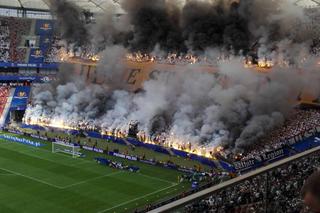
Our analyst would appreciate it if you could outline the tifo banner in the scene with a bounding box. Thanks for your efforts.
[233,158,258,172]
[29,48,44,64]
[35,20,54,35]
[233,133,320,172]
[123,61,218,91]
[88,61,218,92]
[260,148,287,162]
[10,86,31,110]
[0,134,43,147]
[233,148,290,172]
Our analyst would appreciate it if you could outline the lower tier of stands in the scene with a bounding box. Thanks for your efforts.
[0,86,10,117]
[148,146,320,213]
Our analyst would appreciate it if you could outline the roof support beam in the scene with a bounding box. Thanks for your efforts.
[17,0,24,8]
[0,0,117,13]
[88,0,106,12]
[310,0,320,6]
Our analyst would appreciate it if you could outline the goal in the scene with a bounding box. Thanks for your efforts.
[52,142,81,158]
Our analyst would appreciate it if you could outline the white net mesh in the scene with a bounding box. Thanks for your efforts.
[52,142,81,158]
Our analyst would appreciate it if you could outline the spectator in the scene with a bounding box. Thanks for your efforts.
[302,171,320,213]
[184,152,320,213]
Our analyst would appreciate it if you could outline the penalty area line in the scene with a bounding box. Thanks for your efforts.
[97,183,179,213]
[136,173,176,185]
[62,171,123,189]
[0,167,64,189]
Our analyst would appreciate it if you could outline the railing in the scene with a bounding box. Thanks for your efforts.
[145,146,320,213]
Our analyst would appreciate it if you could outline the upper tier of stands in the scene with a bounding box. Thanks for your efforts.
[0,16,58,68]
[0,17,31,63]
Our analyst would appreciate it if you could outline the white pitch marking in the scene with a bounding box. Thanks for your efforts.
[97,183,179,213]
[62,171,123,189]
[0,167,64,189]
[136,173,176,185]
[0,167,122,190]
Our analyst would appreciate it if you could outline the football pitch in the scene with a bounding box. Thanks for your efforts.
[0,133,188,213]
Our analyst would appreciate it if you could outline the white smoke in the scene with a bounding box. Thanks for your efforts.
[24,0,320,152]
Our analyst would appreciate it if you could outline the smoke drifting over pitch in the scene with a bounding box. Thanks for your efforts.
[25,0,320,152]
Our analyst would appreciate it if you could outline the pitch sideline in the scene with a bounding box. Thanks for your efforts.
[0,166,123,189]
[97,183,179,213]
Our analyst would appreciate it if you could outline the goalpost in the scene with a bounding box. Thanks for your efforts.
[52,142,81,158]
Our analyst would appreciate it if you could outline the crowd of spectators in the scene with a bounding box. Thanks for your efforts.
[184,151,320,213]
[311,38,320,56]
[44,36,100,63]
[0,86,10,118]
[126,52,228,65]
[6,17,31,63]
[228,109,320,161]
[45,36,63,63]
[134,109,320,164]
[0,19,10,62]
[0,17,31,63]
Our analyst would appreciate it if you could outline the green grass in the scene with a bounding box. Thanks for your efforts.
[19,128,211,170]
[0,132,190,213]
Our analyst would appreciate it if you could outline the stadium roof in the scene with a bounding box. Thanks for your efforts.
[295,0,320,7]
[0,0,318,14]
[0,0,122,13]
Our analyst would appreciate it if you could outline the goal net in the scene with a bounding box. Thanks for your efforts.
[52,142,81,158]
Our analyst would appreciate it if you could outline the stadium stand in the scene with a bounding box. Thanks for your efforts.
[0,19,10,62]
[7,17,31,63]
[184,152,319,213]
[44,35,62,63]
[146,146,320,213]
[221,109,320,162]
[0,86,10,117]
[10,86,30,111]
[0,16,59,67]
[0,86,14,127]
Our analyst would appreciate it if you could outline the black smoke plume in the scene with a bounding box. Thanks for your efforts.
[49,0,89,47]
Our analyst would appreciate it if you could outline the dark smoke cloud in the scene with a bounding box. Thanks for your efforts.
[49,0,89,46]
[50,0,318,56]
[25,0,320,152]
[119,0,185,53]
[181,0,249,53]
[42,0,311,60]
[104,0,314,56]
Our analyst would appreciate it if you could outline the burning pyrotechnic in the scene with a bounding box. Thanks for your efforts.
[23,0,320,157]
